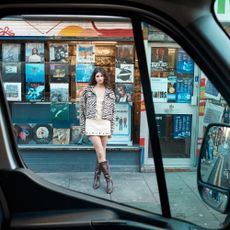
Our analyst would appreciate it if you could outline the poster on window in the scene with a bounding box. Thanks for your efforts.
[155,114,166,138]
[150,77,168,102]
[50,83,69,102]
[49,44,68,63]
[25,43,44,63]
[115,84,133,103]
[167,75,177,102]
[76,44,95,63]
[70,126,83,144]
[25,82,45,102]
[176,78,193,103]
[203,102,224,126]
[205,79,221,100]
[32,124,53,144]
[76,64,94,82]
[173,114,192,139]
[3,82,21,101]
[14,124,33,144]
[2,43,21,62]
[176,48,194,74]
[75,83,88,101]
[109,103,132,144]
[51,102,69,122]
[151,47,168,73]
[115,45,134,64]
[2,63,21,82]
[25,64,45,82]
[50,64,68,83]
[115,64,134,83]
[52,128,70,144]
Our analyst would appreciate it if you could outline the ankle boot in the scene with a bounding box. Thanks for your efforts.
[93,161,101,189]
[100,161,113,194]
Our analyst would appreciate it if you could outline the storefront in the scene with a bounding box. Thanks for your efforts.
[0,7,229,171]
[0,16,142,172]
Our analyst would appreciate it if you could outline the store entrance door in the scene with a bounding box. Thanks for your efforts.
[143,100,199,169]
[142,43,200,169]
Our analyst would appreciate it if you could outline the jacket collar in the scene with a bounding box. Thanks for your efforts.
[87,85,111,95]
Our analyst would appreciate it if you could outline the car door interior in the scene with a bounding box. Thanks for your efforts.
[0,1,229,230]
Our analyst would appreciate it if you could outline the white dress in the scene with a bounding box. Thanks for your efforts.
[85,89,111,136]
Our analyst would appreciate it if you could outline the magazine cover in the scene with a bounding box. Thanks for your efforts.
[167,75,177,102]
[32,124,52,144]
[168,48,176,70]
[150,77,168,102]
[74,103,80,125]
[49,44,68,63]
[2,43,21,62]
[95,46,115,56]
[176,78,193,103]
[25,64,45,82]
[76,44,95,63]
[113,103,131,135]
[76,64,94,82]
[2,63,21,82]
[173,115,192,139]
[115,84,133,102]
[50,64,68,83]
[52,128,70,144]
[14,124,33,144]
[115,64,134,83]
[51,102,69,122]
[75,83,88,101]
[25,82,45,102]
[176,48,194,74]
[115,45,134,64]
[95,56,115,66]
[50,83,69,102]
[3,82,21,101]
[151,47,168,74]
[25,43,44,63]
[70,126,83,144]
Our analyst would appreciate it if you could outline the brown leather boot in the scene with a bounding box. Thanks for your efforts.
[93,161,101,189]
[100,161,113,194]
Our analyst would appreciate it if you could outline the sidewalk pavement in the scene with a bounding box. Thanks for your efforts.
[36,171,227,229]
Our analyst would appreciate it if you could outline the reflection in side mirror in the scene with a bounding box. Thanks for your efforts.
[198,123,230,213]
[201,186,228,213]
[200,125,230,189]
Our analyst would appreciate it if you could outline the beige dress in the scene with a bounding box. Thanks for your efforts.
[85,89,111,136]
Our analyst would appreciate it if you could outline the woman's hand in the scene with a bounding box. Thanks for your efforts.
[108,135,112,139]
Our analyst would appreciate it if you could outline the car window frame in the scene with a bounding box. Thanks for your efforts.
[0,1,229,228]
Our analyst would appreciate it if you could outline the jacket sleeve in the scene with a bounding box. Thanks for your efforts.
[111,92,116,134]
[80,90,86,134]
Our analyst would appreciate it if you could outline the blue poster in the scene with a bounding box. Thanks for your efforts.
[176,78,193,103]
[76,64,94,82]
[176,49,194,74]
[173,114,192,139]
[25,64,45,82]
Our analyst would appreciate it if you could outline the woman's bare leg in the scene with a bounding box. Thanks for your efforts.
[101,136,108,160]
[90,136,106,163]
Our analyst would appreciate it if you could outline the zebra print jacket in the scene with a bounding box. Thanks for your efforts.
[80,85,116,134]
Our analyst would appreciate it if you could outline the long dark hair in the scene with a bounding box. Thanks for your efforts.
[89,67,111,88]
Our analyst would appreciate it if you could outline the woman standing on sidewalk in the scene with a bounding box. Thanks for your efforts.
[80,67,115,194]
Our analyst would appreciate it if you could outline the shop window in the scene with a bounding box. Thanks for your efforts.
[0,17,141,147]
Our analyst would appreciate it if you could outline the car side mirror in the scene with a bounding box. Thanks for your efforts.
[197,123,230,213]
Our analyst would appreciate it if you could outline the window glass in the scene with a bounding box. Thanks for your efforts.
[214,0,230,36]
[0,15,161,215]
[143,22,229,228]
